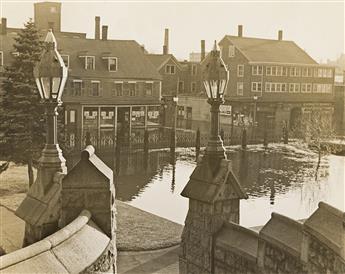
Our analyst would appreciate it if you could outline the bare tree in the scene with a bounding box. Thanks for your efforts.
[292,108,337,175]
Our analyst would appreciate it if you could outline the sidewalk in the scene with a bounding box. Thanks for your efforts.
[118,246,179,274]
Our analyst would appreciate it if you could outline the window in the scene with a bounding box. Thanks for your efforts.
[306,83,312,93]
[282,67,288,76]
[178,81,184,93]
[228,45,235,57]
[129,82,136,96]
[281,83,287,92]
[317,68,323,77]
[70,110,76,123]
[302,68,308,77]
[61,55,69,67]
[266,66,272,76]
[290,67,296,76]
[237,65,244,77]
[251,82,262,92]
[276,66,282,76]
[265,82,270,92]
[289,83,294,93]
[252,65,263,75]
[85,56,95,70]
[145,82,153,96]
[191,82,196,93]
[272,66,277,76]
[72,80,83,96]
[327,69,333,78]
[108,58,117,72]
[295,68,300,77]
[165,65,175,74]
[114,82,123,96]
[0,51,3,66]
[294,83,300,93]
[191,65,197,76]
[237,82,243,95]
[91,81,100,96]
[307,68,313,77]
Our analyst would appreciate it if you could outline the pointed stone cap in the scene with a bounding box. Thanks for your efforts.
[181,158,247,203]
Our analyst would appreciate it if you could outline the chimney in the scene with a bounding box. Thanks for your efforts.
[1,18,7,35]
[163,28,169,55]
[95,16,100,40]
[278,30,283,41]
[201,40,205,61]
[238,25,243,37]
[102,25,108,41]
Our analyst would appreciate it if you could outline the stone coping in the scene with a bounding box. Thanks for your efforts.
[304,202,345,258]
[0,210,111,273]
[260,212,303,258]
[215,221,259,262]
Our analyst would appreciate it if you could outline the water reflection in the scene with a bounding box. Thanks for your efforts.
[66,144,344,227]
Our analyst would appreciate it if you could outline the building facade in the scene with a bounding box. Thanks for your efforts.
[0,2,162,151]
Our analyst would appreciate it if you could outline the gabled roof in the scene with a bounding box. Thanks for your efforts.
[220,35,318,65]
[181,157,248,203]
[0,32,162,81]
[146,53,183,71]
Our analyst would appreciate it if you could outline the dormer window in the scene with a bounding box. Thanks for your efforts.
[101,56,118,72]
[79,56,95,70]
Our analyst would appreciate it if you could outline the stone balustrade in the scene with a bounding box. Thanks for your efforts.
[0,210,114,273]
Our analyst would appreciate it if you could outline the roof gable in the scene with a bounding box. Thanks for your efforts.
[146,53,183,71]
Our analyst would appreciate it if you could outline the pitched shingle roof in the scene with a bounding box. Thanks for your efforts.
[223,35,318,65]
[55,35,162,80]
[0,32,162,81]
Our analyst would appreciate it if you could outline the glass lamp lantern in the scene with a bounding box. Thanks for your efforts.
[203,41,229,102]
[202,41,229,159]
[34,30,67,104]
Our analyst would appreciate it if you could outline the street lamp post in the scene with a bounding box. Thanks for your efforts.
[203,41,229,160]
[180,41,247,274]
[34,29,68,191]
[170,95,178,162]
[16,30,68,245]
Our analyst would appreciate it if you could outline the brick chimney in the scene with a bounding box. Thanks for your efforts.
[95,16,100,40]
[238,25,243,37]
[201,40,205,61]
[163,28,169,55]
[102,25,108,41]
[1,18,7,35]
[278,30,283,41]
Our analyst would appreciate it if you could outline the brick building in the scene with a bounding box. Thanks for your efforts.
[0,2,162,151]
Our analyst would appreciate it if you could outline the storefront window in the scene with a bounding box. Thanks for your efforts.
[147,106,160,127]
[131,106,145,127]
[83,107,98,145]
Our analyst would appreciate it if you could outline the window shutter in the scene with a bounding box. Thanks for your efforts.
[99,82,102,96]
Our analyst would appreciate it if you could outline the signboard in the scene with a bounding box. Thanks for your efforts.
[220,105,232,116]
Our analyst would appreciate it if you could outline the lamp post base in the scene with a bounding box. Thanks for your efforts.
[205,135,226,159]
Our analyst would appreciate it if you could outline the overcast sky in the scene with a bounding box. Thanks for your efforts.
[1,1,344,63]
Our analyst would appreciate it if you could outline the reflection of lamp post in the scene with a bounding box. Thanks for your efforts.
[203,41,229,159]
[16,30,68,245]
[170,95,178,162]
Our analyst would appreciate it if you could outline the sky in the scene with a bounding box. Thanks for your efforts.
[1,0,344,63]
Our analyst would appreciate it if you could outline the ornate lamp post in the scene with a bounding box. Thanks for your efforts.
[180,41,247,274]
[33,29,68,192]
[203,41,229,160]
[16,30,68,245]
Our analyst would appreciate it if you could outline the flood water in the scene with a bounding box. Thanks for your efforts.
[82,143,345,228]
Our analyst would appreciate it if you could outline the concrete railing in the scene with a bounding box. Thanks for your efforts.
[0,210,112,273]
